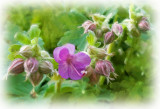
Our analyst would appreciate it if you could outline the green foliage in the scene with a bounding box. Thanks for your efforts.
[14,32,30,44]
[86,30,97,46]
[28,24,41,38]
[4,4,153,103]
[57,28,87,51]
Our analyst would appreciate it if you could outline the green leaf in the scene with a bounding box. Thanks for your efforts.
[86,30,97,46]
[38,37,44,48]
[31,37,38,45]
[8,53,23,61]
[102,13,113,26]
[6,73,33,101]
[140,32,150,41]
[9,44,21,53]
[57,28,87,51]
[94,42,101,47]
[44,84,55,97]
[8,44,23,60]
[61,87,74,94]
[14,32,30,44]
[28,24,41,38]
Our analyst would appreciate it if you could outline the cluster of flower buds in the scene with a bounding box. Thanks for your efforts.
[82,20,96,33]
[138,17,150,31]
[95,60,117,83]
[7,44,54,86]
[104,23,123,45]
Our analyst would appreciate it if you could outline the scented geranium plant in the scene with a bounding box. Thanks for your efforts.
[5,4,152,102]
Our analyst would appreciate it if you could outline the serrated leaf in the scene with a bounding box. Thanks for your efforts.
[28,24,41,38]
[9,44,21,53]
[86,30,97,46]
[14,32,30,44]
[8,53,23,61]
[57,28,87,51]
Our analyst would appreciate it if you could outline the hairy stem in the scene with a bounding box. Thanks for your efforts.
[98,43,114,86]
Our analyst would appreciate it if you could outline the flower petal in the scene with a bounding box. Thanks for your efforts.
[68,64,83,80]
[53,43,75,63]
[59,48,69,61]
[58,62,69,79]
[64,43,75,55]
[72,52,91,69]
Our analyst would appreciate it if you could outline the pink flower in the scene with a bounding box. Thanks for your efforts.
[53,43,91,80]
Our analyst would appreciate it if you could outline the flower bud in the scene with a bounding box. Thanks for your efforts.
[88,46,107,59]
[24,58,39,76]
[101,26,109,33]
[41,50,50,58]
[95,60,117,83]
[104,31,115,44]
[95,29,103,37]
[8,58,24,75]
[112,23,123,36]
[82,20,96,33]
[19,45,33,58]
[39,60,53,74]
[85,66,100,84]
[138,17,150,31]
[29,72,43,86]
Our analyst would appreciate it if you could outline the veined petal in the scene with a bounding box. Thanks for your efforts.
[58,62,69,79]
[53,43,75,63]
[68,64,83,80]
[72,52,91,69]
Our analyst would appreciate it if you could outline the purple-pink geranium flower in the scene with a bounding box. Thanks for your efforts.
[53,43,91,80]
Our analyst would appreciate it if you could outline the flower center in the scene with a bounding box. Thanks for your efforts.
[66,55,73,64]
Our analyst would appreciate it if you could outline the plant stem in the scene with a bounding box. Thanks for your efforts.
[98,43,114,86]
[55,80,61,93]
[30,87,37,98]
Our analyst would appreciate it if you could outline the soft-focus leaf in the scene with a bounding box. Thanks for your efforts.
[86,30,97,46]
[57,28,87,51]
[9,44,21,53]
[14,32,30,44]
[28,24,41,38]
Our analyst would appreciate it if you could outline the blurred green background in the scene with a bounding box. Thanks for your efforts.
[3,3,154,103]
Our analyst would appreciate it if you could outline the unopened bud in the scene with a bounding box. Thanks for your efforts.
[104,31,115,44]
[24,58,39,77]
[82,20,96,33]
[88,46,107,59]
[39,60,53,74]
[101,26,109,33]
[85,66,100,84]
[41,50,50,58]
[29,72,43,86]
[112,23,123,36]
[95,29,103,37]
[138,17,150,31]
[19,45,33,58]
[8,58,24,75]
